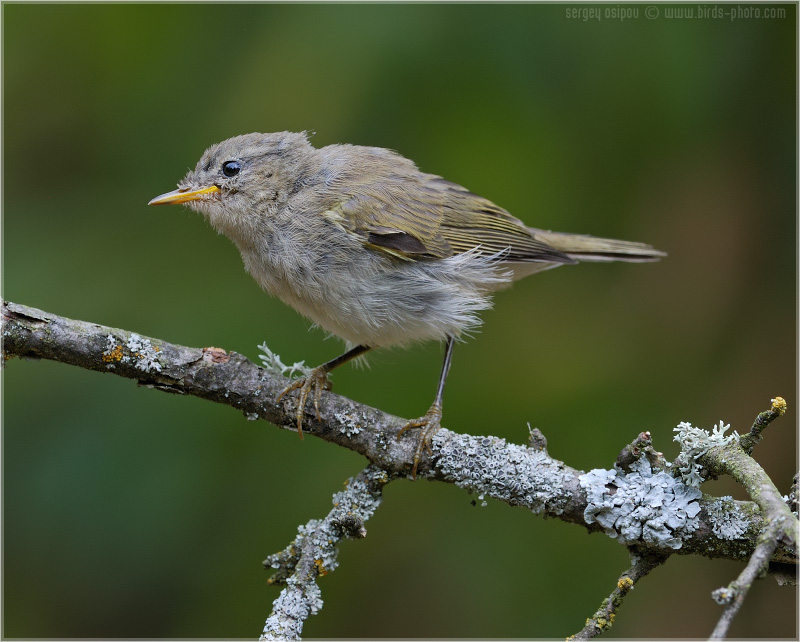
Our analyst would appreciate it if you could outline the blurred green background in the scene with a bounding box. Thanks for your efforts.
[3,3,796,639]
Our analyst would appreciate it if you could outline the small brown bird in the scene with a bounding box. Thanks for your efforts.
[149,132,665,477]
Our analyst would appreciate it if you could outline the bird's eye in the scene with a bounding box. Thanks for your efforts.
[221,160,241,178]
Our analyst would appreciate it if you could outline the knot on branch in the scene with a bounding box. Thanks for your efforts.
[615,431,667,473]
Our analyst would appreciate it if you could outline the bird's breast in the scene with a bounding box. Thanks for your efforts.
[238,224,507,348]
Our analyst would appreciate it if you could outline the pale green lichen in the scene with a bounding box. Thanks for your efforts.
[334,411,363,437]
[435,432,570,515]
[261,466,387,641]
[257,343,311,378]
[706,496,750,540]
[260,580,323,641]
[125,334,162,373]
[103,333,162,373]
[712,586,736,604]
[671,420,738,487]
[580,457,702,550]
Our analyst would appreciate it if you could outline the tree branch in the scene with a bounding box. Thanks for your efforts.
[3,300,796,638]
[696,401,798,639]
[709,518,787,640]
[2,300,794,565]
[740,397,787,455]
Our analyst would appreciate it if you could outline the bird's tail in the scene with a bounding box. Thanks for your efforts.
[530,228,666,263]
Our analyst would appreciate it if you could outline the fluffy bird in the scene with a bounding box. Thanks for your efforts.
[149,132,665,476]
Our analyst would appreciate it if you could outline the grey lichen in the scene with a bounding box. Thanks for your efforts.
[264,470,384,581]
[261,580,323,641]
[706,496,750,540]
[434,432,570,515]
[334,410,363,437]
[786,473,799,518]
[711,586,736,605]
[580,457,702,550]
[102,333,162,373]
[125,334,163,373]
[261,465,388,641]
[671,420,738,487]
[257,342,311,378]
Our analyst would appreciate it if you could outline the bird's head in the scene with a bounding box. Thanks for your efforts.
[148,131,317,238]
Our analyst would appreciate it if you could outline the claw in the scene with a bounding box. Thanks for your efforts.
[276,366,331,438]
[397,403,443,479]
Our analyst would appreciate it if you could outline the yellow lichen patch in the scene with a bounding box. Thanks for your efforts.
[772,397,787,415]
[617,577,634,591]
[314,559,328,576]
[102,345,123,363]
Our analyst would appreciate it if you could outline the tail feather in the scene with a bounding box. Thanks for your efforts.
[530,228,666,263]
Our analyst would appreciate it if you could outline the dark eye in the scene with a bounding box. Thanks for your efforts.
[221,160,241,178]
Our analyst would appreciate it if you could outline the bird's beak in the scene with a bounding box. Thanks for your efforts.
[148,185,220,206]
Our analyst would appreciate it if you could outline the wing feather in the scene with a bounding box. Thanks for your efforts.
[318,146,573,265]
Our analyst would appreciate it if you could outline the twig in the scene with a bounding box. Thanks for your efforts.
[570,551,668,640]
[694,400,798,639]
[698,421,797,554]
[709,518,785,640]
[260,465,390,640]
[740,397,787,454]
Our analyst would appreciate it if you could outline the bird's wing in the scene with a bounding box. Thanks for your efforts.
[334,188,452,260]
[330,173,573,264]
[432,178,574,263]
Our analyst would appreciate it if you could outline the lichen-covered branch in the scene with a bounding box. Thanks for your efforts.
[3,301,797,638]
[709,518,788,640]
[700,427,797,553]
[691,399,799,639]
[2,301,795,566]
[740,397,787,454]
[260,465,390,640]
[1,300,417,474]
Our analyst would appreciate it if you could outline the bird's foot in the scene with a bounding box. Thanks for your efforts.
[397,403,443,479]
[276,366,332,438]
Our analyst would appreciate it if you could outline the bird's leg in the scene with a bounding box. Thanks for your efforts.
[276,344,371,438]
[397,336,455,478]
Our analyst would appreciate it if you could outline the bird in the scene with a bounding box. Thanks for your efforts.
[149,131,665,477]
